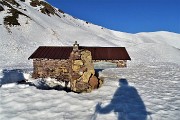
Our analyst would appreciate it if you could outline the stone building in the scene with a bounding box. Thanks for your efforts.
[28,42,131,92]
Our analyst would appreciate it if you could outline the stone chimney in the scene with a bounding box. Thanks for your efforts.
[73,41,79,51]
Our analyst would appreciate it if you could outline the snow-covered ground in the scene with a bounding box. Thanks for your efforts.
[0,62,180,120]
[0,0,180,120]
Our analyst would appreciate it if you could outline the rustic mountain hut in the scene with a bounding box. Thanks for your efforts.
[28,42,131,92]
[28,42,131,80]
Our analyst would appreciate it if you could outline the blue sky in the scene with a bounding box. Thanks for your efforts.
[46,0,180,33]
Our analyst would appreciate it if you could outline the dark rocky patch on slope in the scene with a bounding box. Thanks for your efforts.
[40,1,57,16]
[58,9,64,14]
[0,0,30,32]
[20,0,25,2]
[0,5,4,11]
[5,0,20,7]
[4,7,28,26]
[30,0,41,7]
[30,0,64,17]
[1,0,64,32]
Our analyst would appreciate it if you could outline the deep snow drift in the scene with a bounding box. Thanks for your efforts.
[0,0,180,120]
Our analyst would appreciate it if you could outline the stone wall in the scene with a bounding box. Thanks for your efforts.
[69,49,103,93]
[32,59,70,82]
[32,59,127,80]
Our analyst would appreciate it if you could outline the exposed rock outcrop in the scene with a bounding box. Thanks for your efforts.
[0,0,64,32]
[0,5,4,12]
[30,0,64,16]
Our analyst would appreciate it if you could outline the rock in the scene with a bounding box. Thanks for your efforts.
[82,72,91,83]
[69,48,103,92]
[72,65,80,72]
[74,60,83,66]
[75,82,90,92]
[71,73,81,80]
[89,76,99,89]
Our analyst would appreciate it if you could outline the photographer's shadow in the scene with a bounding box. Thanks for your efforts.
[95,79,147,120]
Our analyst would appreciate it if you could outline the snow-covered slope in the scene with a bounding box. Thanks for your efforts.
[0,1,180,120]
[0,0,180,68]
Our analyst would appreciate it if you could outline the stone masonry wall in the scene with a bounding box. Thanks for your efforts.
[69,49,103,93]
[32,59,70,82]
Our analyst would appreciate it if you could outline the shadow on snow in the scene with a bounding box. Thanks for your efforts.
[0,69,25,85]
[0,69,72,92]
[94,79,148,120]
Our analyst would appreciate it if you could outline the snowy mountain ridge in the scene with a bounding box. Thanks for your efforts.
[0,0,180,68]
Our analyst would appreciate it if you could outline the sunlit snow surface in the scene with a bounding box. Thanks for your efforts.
[0,62,180,120]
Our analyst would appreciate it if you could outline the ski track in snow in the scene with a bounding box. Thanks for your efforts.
[0,62,180,120]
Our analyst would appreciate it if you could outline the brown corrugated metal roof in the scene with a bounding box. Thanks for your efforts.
[28,46,131,60]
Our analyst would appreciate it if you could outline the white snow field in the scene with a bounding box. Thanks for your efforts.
[0,63,180,120]
[0,0,180,120]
